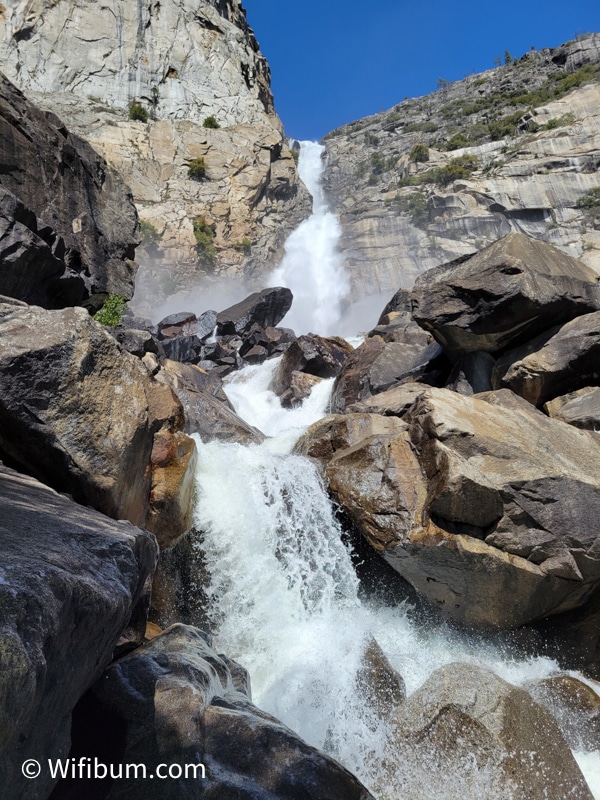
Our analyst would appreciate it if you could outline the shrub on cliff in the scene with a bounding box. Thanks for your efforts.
[409,144,429,163]
[193,217,217,268]
[203,115,220,129]
[188,157,207,180]
[129,101,148,123]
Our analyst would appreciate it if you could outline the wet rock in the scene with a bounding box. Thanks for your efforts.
[0,463,157,800]
[157,311,200,339]
[299,388,600,628]
[411,233,600,359]
[216,287,293,336]
[494,311,600,407]
[280,371,324,408]
[525,674,600,751]
[156,359,264,444]
[52,625,374,800]
[330,335,444,412]
[0,74,139,308]
[545,387,600,430]
[113,327,159,358]
[356,638,406,723]
[271,333,353,399]
[389,663,592,800]
[0,302,196,542]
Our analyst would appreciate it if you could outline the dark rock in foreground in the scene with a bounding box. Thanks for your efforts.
[216,286,293,336]
[52,625,373,800]
[0,463,157,800]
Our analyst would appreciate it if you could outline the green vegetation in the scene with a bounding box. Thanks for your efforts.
[576,188,600,209]
[233,237,252,254]
[409,144,429,163]
[93,294,127,327]
[543,112,576,129]
[193,217,217,268]
[128,101,148,123]
[399,154,479,188]
[203,115,220,129]
[290,149,300,163]
[188,157,207,180]
[140,220,161,245]
[364,132,380,147]
[445,132,470,151]
[392,192,430,229]
[403,121,438,134]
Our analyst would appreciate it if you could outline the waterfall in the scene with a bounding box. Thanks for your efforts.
[270,141,350,336]
[191,358,600,798]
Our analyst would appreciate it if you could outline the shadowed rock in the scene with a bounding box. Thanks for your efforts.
[216,287,293,336]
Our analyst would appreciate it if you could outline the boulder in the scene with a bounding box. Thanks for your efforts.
[270,333,353,399]
[216,287,293,336]
[156,359,264,444]
[445,351,496,395]
[0,74,139,308]
[389,663,592,800]
[545,387,600,430]
[51,625,374,800]
[280,371,324,408]
[411,232,600,359]
[525,674,600,751]
[0,302,197,545]
[0,463,157,800]
[330,335,444,412]
[298,388,600,627]
[494,311,600,407]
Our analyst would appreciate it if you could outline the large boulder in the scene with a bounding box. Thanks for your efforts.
[493,311,600,407]
[0,302,197,546]
[545,387,600,431]
[298,387,600,627]
[51,625,374,800]
[330,336,443,412]
[411,232,600,359]
[156,359,264,444]
[389,663,592,800]
[0,74,139,308]
[0,463,158,800]
[270,333,353,403]
[216,287,293,336]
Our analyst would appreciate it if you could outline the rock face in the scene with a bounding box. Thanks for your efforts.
[0,74,139,308]
[0,302,197,546]
[411,232,600,358]
[52,624,374,800]
[0,0,311,298]
[322,35,600,300]
[0,463,158,800]
[298,387,600,628]
[390,663,592,800]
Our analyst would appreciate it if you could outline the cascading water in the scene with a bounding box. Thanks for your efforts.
[270,141,350,336]
[192,356,600,798]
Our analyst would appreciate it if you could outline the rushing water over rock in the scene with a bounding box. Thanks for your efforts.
[192,357,600,798]
[270,141,350,336]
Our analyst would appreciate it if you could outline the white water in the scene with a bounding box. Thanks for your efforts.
[270,141,350,336]
[192,361,600,798]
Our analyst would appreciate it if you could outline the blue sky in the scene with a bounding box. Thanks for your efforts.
[242,0,600,141]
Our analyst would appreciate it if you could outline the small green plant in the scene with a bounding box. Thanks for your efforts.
[395,193,430,229]
[233,237,252,254]
[203,115,220,129]
[140,220,161,245]
[93,294,127,327]
[543,112,576,130]
[193,217,217,268]
[290,149,300,163]
[128,101,148,123]
[409,144,429,163]
[445,133,470,151]
[188,157,207,180]
[365,132,380,147]
[576,188,600,209]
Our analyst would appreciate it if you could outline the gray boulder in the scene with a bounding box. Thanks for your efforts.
[411,232,600,359]
[545,387,600,431]
[390,663,592,800]
[57,624,374,800]
[0,463,157,800]
[216,287,293,336]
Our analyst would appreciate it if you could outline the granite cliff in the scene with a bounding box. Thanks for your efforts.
[322,34,600,302]
[0,0,310,305]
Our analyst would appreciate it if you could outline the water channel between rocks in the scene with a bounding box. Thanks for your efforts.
[191,141,600,798]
